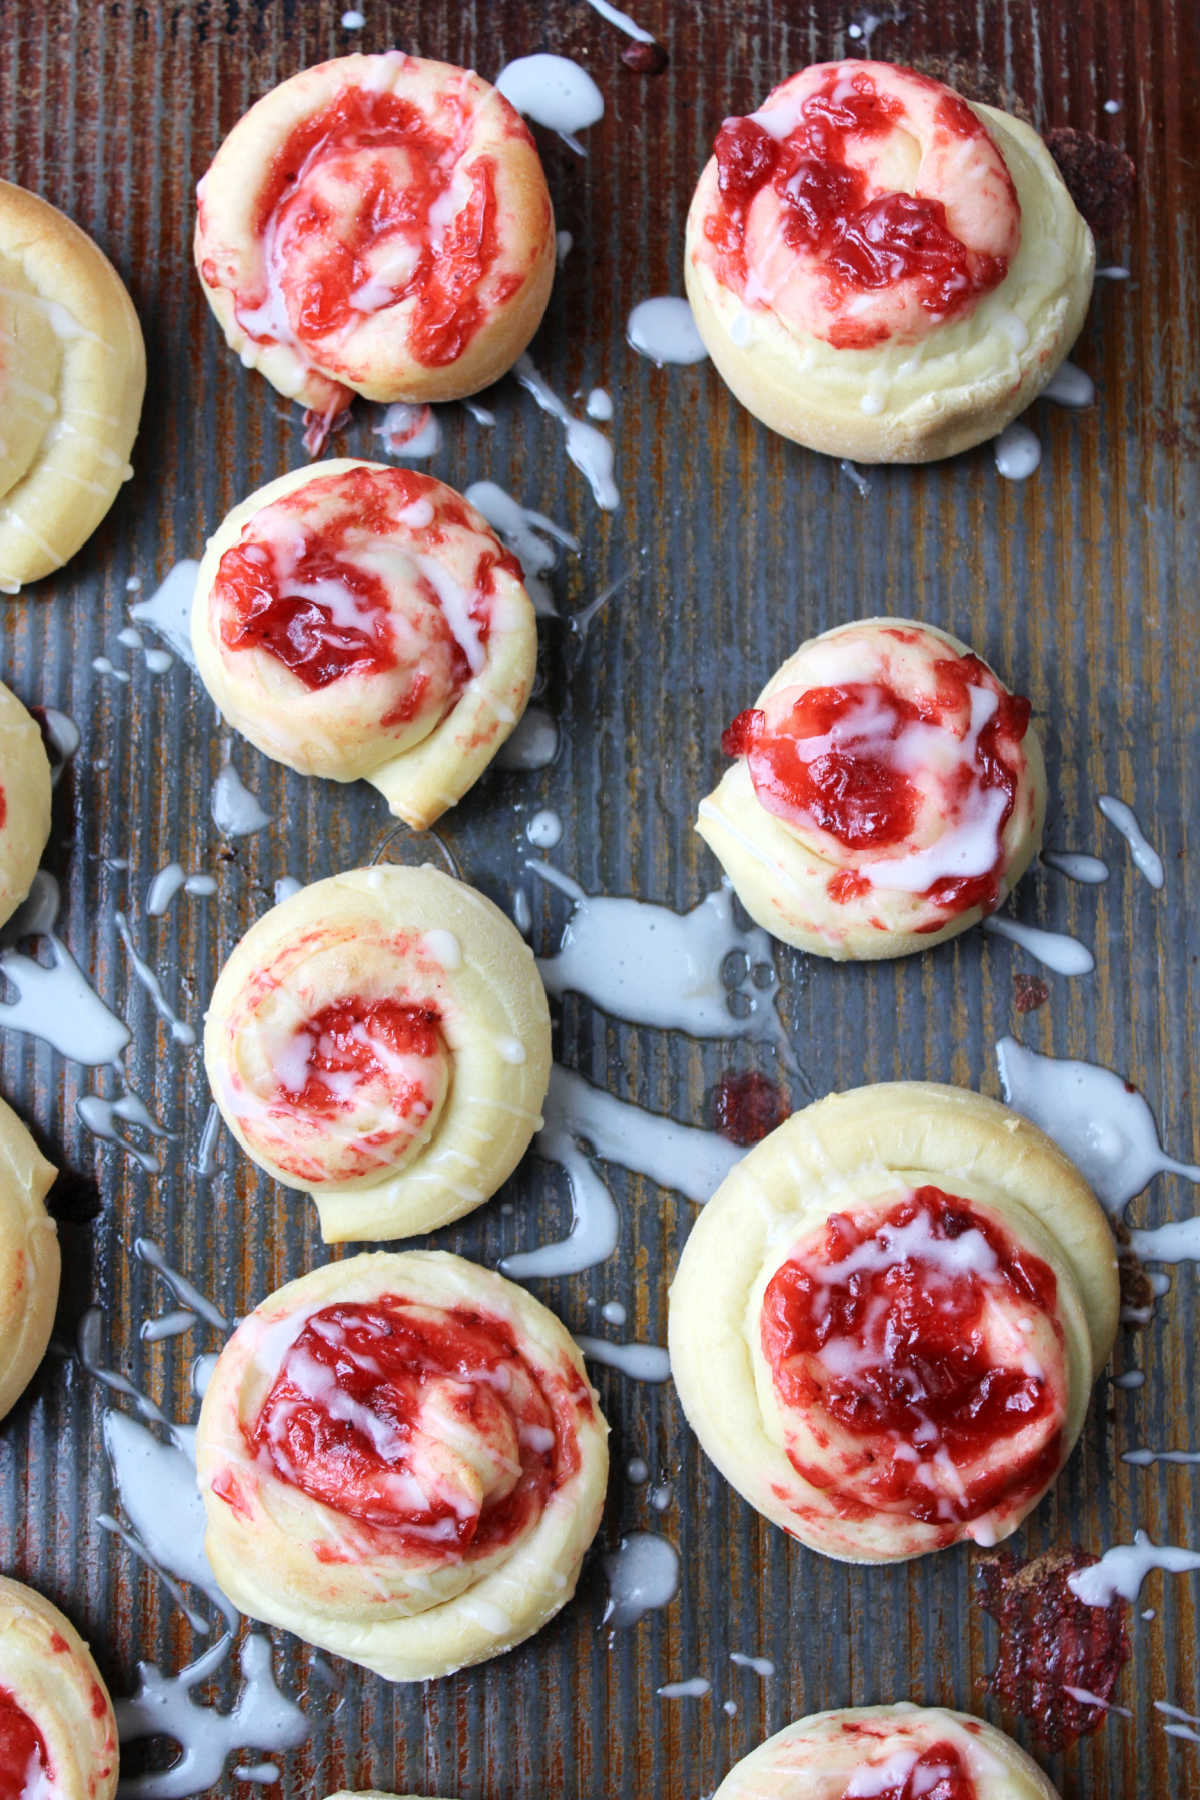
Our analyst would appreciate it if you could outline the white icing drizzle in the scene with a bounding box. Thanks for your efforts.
[995,1037,1200,1217]
[982,912,1095,975]
[1043,849,1110,884]
[586,388,613,421]
[993,422,1042,481]
[273,875,302,905]
[1098,794,1165,888]
[1129,1214,1200,1266]
[496,707,558,770]
[0,873,131,1065]
[211,756,272,837]
[657,1678,710,1699]
[603,1532,680,1626]
[135,1238,231,1332]
[129,561,201,668]
[464,479,578,618]
[556,229,574,265]
[77,1088,175,1175]
[601,1299,627,1326]
[729,1651,775,1677]
[514,355,620,511]
[93,656,131,684]
[626,297,708,366]
[115,912,197,1046]
[1097,265,1131,280]
[576,1336,671,1382]
[1156,1702,1200,1745]
[526,810,563,849]
[1043,361,1096,408]
[143,1310,199,1343]
[529,864,785,1042]
[1061,1686,1132,1718]
[626,1456,648,1483]
[840,459,871,497]
[1068,1531,1200,1606]
[581,0,656,40]
[194,1102,222,1178]
[1113,1369,1145,1389]
[1123,1447,1200,1467]
[341,10,365,28]
[147,863,217,916]
[501,1063,739,1278]
[648,1481,672,1512]
[374,402,442,459]
[495,55,604,154]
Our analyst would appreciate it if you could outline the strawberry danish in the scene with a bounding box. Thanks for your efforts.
[0,1577,118,1800]
[713,1706,1059,1800]
[0,181,145,592]
[195,53,556,440]
[0,1098,58,1426]
[698,619,1044,960]
[668,1082,1117,1563]
[192,461,537,826]
[203,865,551,1242]
[0,681,52,931]
[685,61,1093,461]
[196,1251,609,1681]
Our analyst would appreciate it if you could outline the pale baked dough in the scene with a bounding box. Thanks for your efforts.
[197,1251,610,1681]
[685,62,1094,462]
[0,1097,58,1423]
[192,461,537,827]
[697,619,1045,960]
[204,864,551,1241]
[195,53,556,427]
[668,1082,1117,1563]
[0,1576,118,1800]
[0,679,52,929]
[0,180,145,590]
[713,1706,1060,1799]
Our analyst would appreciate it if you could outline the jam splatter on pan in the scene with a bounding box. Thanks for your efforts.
[713,1071,789,1146]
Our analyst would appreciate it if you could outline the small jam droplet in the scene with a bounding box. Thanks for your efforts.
[621,40,669,74]
[713,1072,788,1146]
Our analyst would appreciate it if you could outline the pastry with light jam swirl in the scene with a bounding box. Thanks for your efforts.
[712,1706,1060,1799]
[0,1097,58,1426]
[192,460,537,828]
[195,53,556,442]
[668,1082,1117,1563]
[0,1576,118,1800]
[685,61,1093,461]
[698,618,1045,960]
[203,864,551,1242]
[0,681,51,932]
[197,1251,609,1682]
[0,181,145,592]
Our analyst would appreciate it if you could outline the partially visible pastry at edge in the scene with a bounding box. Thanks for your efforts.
[697,618,1045,960]
[668,1082,1118,1563]
[0,1576,119,1800]
[197,1251,609,1681]
[712,1706,1060,1799]
[0,681,51,930]
[191,461,537,826]
[0,180,145,591]
[195,53,556,440]
[685,60,1094,461]
[203,864,552,1242]
[0,1097,59,1424]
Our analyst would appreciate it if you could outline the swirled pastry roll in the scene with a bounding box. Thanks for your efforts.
[698,619,1044,960]
[0,181,145,591]
[195,53,556,439]
[197,1251,609,1681]
[0,1577,118,1800]
[0,1098,58,1425]
[713,1706,1059,1800]
[685,61,1093,462]
[191,461,536,827]
[668,1082,1118,1563]
[203,865,551,1242]
[0,683,51,930]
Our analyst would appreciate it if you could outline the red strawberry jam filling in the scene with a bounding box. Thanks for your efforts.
[723,646,1031,919]
[218,82,520,368]
[248,1298,587,1557]
[214,466,516,729]
[761,1186,1065,1531]
[703,63,1018,347]
[841,1739,974,1800]
[0,1689,49,1800]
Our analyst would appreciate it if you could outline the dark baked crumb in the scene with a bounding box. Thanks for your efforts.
[621,40,669,75]
[977,1546,1131,1750]
[1044,128,1136,239]
[911,57,1033,124]
[1118,1248,1155,1329]
[1013,973,1050,1013]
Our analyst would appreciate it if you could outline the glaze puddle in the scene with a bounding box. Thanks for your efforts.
[513,356,619,510]
[603,1532,680,1626]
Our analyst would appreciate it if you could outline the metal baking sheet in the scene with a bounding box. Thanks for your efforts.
[1,2,1197,1797]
